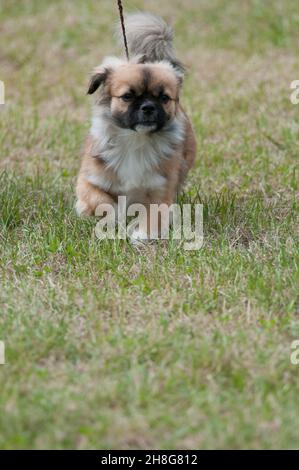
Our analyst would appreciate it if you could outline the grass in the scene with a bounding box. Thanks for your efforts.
[0,0,299,449]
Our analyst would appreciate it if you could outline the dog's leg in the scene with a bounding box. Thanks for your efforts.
[179,115,197,185]
[130,189,177,244]
[75,178,115,217]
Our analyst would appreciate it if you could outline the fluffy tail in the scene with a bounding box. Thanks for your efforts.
[117,12,184,71]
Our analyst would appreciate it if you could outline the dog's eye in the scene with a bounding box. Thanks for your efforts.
[121,92,134,102]
[160,94,171,104]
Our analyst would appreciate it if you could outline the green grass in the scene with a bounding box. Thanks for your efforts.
[0,0,299,449]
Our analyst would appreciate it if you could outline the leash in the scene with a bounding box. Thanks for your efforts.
[117,0,130,60]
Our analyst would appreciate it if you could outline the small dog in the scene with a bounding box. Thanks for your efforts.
[76,13,197,242]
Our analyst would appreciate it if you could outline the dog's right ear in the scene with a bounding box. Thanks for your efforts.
[87,57,125,95]
[87,68,109,95]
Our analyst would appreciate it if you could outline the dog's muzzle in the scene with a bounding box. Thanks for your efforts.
[138,100,158,126]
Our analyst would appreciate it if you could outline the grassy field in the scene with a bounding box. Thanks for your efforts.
[0,0,299,449]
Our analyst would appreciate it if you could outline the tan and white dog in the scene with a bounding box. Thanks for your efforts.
[76,13,196,242]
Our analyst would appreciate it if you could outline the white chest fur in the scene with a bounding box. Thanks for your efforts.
[89,111,185,195]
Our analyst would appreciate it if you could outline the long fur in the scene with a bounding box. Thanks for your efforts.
[76,12,197,234]
[90,109,186,194]
[117,12,184,71]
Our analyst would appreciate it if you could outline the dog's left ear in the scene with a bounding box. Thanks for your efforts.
[172,61,185,85]
[169,61,185,88]
[87,68,109,95]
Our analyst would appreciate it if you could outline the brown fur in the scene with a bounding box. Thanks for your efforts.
[76,61,197,236]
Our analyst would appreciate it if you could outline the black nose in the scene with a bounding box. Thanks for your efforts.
[140,101,156,115]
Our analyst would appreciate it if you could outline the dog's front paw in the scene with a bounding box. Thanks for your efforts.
[75,199,93,217]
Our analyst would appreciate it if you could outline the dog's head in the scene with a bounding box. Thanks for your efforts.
[87,57,184,133]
